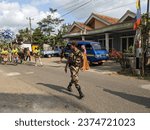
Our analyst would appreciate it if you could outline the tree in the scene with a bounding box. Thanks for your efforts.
[140,13,150,76]
[53,24,71,46]
[32,28,47,48]
[37,8,64,36]
[16,28,30,44]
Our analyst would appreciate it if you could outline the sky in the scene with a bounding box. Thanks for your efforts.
[0,0,148,34]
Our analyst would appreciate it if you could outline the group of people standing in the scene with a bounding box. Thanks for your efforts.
[0,46,21,65]
[0,46,43,66]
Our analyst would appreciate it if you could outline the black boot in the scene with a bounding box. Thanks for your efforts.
[76,85,84,99]
[67,82,72,92]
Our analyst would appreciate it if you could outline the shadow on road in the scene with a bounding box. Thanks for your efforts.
[37,83,78,99]
[0,92,93,113]
[90,61,121,73]
[103,88,150,108]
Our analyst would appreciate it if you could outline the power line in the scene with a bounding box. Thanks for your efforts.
[58,0,88,12]
[96,0,146,14]
[27,0,115,21]
[54,0,78,10]
[58,0,82,11]
[72,0,117,20]
[61,0,93,17]
[73,0,146,21]
[26,1,90,21]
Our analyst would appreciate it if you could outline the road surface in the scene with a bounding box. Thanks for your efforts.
[0,62,150,113]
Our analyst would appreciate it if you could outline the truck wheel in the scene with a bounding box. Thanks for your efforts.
[98,62,103,65]
[48,55,51,58]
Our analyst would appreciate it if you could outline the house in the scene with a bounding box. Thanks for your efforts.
[63,10,136,52]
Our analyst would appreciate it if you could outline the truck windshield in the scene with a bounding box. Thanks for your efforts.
[92,43,101,50]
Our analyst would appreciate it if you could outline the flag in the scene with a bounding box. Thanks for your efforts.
[134,0,141,30]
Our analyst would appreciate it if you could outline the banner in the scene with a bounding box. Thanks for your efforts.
[134,0,141,30]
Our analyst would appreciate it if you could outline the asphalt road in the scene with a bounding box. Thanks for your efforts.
[0,62,150,113]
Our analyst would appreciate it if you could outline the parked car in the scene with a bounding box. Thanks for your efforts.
[41,50,60,58]
[64,41,109,65]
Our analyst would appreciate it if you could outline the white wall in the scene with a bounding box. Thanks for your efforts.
[20,44,32,51]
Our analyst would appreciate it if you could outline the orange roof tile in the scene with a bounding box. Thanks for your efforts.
[75,22,93,30]
[93,13,119,24]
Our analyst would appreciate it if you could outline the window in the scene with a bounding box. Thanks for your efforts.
[121,36,134,52]
[98,39,105,49]
[128,37,134,47]
[85,44,92,50]
[122,38,127,52]
[98,39,113,50]
[109,39,113,51]
[92,43,101,50]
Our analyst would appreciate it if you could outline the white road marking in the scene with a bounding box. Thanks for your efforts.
[25,72,34,75]
[6,72,21,76]
[141,85,150,90]
[88,69,117,75]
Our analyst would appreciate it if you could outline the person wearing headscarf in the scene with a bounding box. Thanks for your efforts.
[81,45,90,71]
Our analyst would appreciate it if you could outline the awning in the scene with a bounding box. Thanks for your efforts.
[63,22,134,38]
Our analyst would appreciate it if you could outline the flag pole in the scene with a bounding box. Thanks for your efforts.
[134,0,142,75]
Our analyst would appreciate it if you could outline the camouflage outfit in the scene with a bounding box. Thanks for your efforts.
[67,49,84,99]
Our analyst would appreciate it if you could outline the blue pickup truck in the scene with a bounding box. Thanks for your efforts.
[64,41,109,65]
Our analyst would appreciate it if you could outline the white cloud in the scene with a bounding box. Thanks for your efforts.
[0,0,147,34]
[0,1,60,34]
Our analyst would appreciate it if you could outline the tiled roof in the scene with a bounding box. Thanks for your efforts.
[75,22,93,30]
[93,13,119,24]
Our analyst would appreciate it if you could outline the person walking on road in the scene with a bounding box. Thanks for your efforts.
[33,47,43,66]
[65,41,84,99]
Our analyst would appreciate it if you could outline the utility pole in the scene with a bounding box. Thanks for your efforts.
[141,0,150,76]
[147,0,149,46]
[148,0,150,38]
[147,0,149,19]
[26,17,34,44]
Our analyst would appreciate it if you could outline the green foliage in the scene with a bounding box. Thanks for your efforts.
[124,46,134,53]
[15,8,70,47]
[32,28,45,48]
[52,24,71,46]
[16,28,30,43]
[37,8,64,36]
[141,13,150,43]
